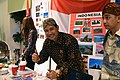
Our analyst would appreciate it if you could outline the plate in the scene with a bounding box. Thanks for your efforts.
[0,68,8,75]
[18,69,34,75]
[10,74,22,79]
[36,76,50,80]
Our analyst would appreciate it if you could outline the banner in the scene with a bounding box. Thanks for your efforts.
[50,0,110,33]
[51,0,110,14]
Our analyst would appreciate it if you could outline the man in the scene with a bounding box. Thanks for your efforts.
[32,18,85,80]
[101,2,120,79]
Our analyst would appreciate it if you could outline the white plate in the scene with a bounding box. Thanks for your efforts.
[18,69,34,75]
[35,76,50,80]
[10,74,22,78]
[0,68,8,75]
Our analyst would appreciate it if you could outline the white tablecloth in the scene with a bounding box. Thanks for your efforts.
[0,67,50,80]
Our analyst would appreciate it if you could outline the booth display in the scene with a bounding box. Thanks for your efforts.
[69,11,106,79]
[31,0,110,80]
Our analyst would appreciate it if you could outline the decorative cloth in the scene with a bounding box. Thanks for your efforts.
[43,18,58,29]
[102,2,120,16]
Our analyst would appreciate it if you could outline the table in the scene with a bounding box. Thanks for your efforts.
[0,67,50,80]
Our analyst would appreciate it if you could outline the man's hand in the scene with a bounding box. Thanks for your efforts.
[32,53,39,63]
[46,70,57,80]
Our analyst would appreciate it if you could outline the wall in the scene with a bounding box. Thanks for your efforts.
[0,0,10,48]
[8,0,31,13]
[0,0,26,58]
[8,0,31,52]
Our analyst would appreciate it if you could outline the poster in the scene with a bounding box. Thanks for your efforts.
[32,0,49,40]
[69,12,106,79]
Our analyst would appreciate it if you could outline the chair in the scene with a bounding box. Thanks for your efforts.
[0,41,10,63]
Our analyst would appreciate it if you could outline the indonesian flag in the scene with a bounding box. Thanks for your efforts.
[50,0,110,33]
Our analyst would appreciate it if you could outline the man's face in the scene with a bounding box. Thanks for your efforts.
[102,13,118,31]
[44,26,59,41]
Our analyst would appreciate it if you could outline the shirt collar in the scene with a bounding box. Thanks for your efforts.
[56,32,63,44]
[108,29,120,38]
[115,28,120,36]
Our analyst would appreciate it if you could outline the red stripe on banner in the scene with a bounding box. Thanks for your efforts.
[51,0,110,14]
[26,0,30,16]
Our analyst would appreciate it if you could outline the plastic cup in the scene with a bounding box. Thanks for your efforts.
[11,65,18,75]
[19,61,27,71]
[38,71,43,76]
[36,68,43,76]
[20,65,26,71]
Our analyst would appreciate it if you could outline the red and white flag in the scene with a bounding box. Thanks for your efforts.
[50,0,110,33]
[26,0,30,16]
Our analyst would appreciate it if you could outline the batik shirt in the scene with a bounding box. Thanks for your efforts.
[37,32,84,79]
[101,29,120,79]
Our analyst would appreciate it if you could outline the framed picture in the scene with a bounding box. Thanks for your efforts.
[94,34,105,43]
[78,42,93,55]
[89,57,103,70]
[74,20,83,26]
[36,5,40,12]
[82,27,91,33]
[96,43,104,57]
[83,18,90,27]
[36,13,40,17]
[73,27,80,34]
[83,56,89,69]
[91,19,101,26]
[44,12,48,18]
[93,27,103,34]
[80,34,92,42]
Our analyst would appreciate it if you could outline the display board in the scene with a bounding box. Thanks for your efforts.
[31,0,49,40]
[31,0,110,79]
[69,12,106,79]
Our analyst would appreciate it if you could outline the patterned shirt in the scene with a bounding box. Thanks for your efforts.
[23,30,37,56]
[37,32,84,79]
[101,29,120,79]
[23,30,37,70]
